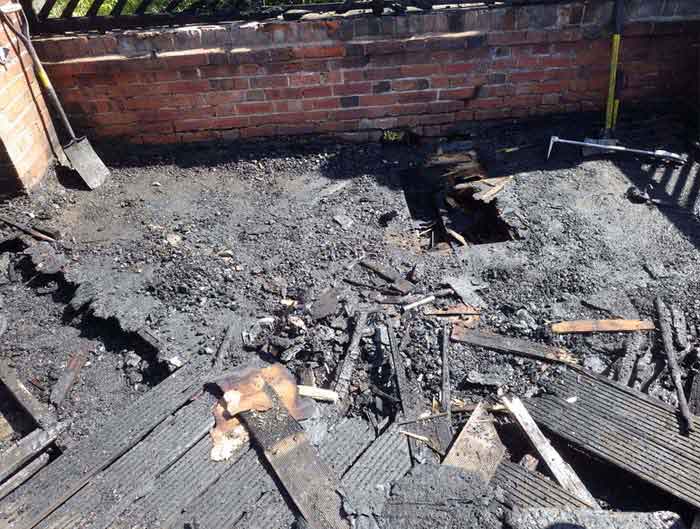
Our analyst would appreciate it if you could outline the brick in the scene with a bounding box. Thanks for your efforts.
[165,80,211,93]
[246,90,266,102]
[480,85,515,97]
[265,61,302,75]
[340,96,360,108]
[392,78,430,92]
[438,87,477,100]
[209,78,250,91]
[205,91,247,105]
[332,82,372,96]
[299,45,346,59]
[365,67,403,81]
[251,76,289,89]
[320,71,343,84]
[373,81,391,94]
[343,70,366,83]
[236,102,274,115]
[290,73,321,86]
[358,94,398,107]
[509,70,545,82]
[398,91,437,104]
[487,31,529,46]
[443,63,477,75]
[400,64,440,77]
[264,87,302,100]
[302,86,333,98]
[467,97,503,109]
[302,98,340,111]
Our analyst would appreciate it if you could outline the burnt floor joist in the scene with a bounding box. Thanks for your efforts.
[493,461,590,510]
[527,366,700,509]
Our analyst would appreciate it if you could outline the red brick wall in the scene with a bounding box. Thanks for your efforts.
[0,0,61,193]
[30,3,700,144]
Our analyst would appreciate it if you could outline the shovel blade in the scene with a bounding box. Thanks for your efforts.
[63,138,110,190]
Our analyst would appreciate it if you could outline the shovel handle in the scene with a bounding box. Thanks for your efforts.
[0,7,78,141]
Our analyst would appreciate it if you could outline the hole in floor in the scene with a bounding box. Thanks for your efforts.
[401,149,517,251]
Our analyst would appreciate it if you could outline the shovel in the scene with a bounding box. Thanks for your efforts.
[0,5,109,189]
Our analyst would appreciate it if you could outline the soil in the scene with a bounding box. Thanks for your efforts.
[0,110,699,524]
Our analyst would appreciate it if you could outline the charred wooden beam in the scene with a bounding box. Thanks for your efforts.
[239,384,349,529]
[333,311,368,415]
[655,296,693,432]
[451,330,576,364]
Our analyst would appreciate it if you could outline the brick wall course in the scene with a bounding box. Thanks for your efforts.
[16,0,700,146]
[0,0,61,193]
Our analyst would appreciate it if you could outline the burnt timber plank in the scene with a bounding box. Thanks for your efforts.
[527,366,700,509]
[0,357,210,529]
[493,461,590,509]
[216,418,375,529]
[0,422,65,483]
[239,391,349,529]
[36,397,213,529]
[180,417,374,529]
[502,396,598,508]
[333,311,368,415]
[0,453,49,502]
[450,330,575,364]
[0,361,55,429]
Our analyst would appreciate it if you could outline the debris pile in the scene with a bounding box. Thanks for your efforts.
[0,131,699,529]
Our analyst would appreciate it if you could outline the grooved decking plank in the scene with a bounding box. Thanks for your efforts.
[493,461,590,509]
[177,417,375,529]
[110,434,245,529]
[528,367,700,509]
[36,398,213,529]
[0,358,210,529]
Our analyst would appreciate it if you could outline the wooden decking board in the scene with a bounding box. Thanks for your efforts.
[530,398,700,503]
[181,449,277,529]
[36,398,213,529]
[341,425,412,514]
[227,418,376,528]
[0,358,210,529]
[175,417,375,529]
[528,367,700,509]
[493,461,590,509]
[109,435,246,529]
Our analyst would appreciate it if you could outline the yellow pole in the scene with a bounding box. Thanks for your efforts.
[612,99,620,129]
[605,34,621,133]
